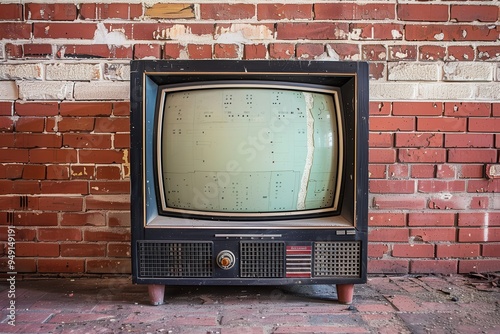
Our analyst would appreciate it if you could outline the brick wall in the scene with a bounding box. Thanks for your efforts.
[0,1,499,276]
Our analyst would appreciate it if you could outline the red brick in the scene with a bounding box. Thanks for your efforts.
[15,133,62,148]
[0,4,23,20]
[393,244,434,258]
[0,102,13,115]
[61,212,105,226]
[60,244,106,257]
[388,45,417,61]
[0,164,23,179]
[448,149,496,163]
[370,180,415,194]
[200,4,255,20]
[163,43,182,59]
[418,45,446,61]
[447,46,474,61]
[63,134,112,149]
[25,3,77,21]
[377,168,402,184]
[399,148,446,163]
[187,44,212,59]
[86,259,131,274]
[33,23,96,39]
[16,243,60,257]
[277,22,349,40]
[368,165,386,179]
[79,3,142,20]
[459,260,500,273]
[40,180,88,195]
[467,179,500,193]
[22,165,46,180]
[368,243,388,258]
[445,134,493,148]
[458,212,500,227]
[369,148,396,163]
[393,102,443,116]
[37,196,83,211]
[408,213,455,227]
[406,24,498,42]
[114,134,130,149]
[23,44,53,58]
[297,44,324,59]
[258,4,312,20]
[56,117,95,132]
[477,46,500,60]
[371,62,387,79]
[315,3,395,20]
[15,117,45,132]
[70,165,95,180]
[361,44,387,61]
[368,259,409,274]
[89,181,129,194]
[243,44,267,60]
[0,23,31,39]
[410,228,456,242]
[368,212,406,227]
[79,149,125,164]
[108,243,131,257]
[460,227,500,242]
[444,102,491,117]
[410,260,457,274]
[451,5,499,22]
[108,211,131,227]
[369,133,393,148]
[469,118,500,132]
[418,180,465,193]
[369,102,391,116]
[436,244,480,258]
[369,228,409,242]
[46,164,69,180]
[0,116,14,131]
[60,102,112,117]
[38,259,85,273]
[85,194,130,210]
[428,196,469,210]
[459,165,484,178]
[5,43,23,59]
[370,117,414,131]
[29,148,77,163]
[373,196,427,210]
[14,212,58,226]
[0,149,29,163]
[326,44,361,60]
[470,196,488,209]
[15,102,59,116]
[269,43,295,59]
[12,180,42,194]
[112,102,129,116]
[482,244,500,257]
[133,44,162,59]
[373,24,404,40]
[38,228,82,241]
[58,44,132,59]
[84,228,130,242]
[95,166,121,180]
[397,4,448,22]
[214,44,239,59]
[410,165,434,179]
[0,133,15,147]
[436,164,456,179]
[395,133,443,148]
[417,117,466,132]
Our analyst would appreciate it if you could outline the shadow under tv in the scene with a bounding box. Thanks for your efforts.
[130,60,369,305]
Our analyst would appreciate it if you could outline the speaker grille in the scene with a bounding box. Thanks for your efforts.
[240,242,284,278]
[314,241,361,277]
[138,241,213,278]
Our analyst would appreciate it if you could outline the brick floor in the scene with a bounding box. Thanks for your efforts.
[0,275,498,333]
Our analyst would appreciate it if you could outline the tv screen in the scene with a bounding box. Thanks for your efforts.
[157,81,343,219]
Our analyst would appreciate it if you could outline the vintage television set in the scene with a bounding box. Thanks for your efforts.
[130,60,369,305]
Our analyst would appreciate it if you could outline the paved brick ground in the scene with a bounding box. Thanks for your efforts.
[0,275,499,333]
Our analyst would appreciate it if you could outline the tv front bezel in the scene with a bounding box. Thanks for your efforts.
[155,80,345,222]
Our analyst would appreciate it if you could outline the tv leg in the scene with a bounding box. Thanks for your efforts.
[148,284,165,306]
[336,284,354,304]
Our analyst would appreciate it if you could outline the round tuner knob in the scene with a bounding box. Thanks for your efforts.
[217,250,235,270]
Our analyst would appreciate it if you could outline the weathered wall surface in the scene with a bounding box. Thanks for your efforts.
[0,1,499,275]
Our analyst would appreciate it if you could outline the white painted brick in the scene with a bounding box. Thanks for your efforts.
[0,44,4,60]
[443,62,494,81]
[0,64,43,80]
[0,81,18,100]
[45,63,101,81]
[18,81,74,100]
[476,83,500,100]
[74,81,129,100]
[417,83,475,101]
[388,62,439,81]
[369,82,418,100]
[103,63,130,81]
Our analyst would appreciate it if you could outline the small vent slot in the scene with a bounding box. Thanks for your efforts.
[138,241,213,278]
[314,242,361,277]
[240,241,284,278]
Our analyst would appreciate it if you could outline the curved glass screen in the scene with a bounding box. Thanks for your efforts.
[158,82,341,217]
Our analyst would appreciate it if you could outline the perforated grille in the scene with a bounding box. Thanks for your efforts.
[240,242,284,278]
[138,241,213,278]
[313,241,361,277]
